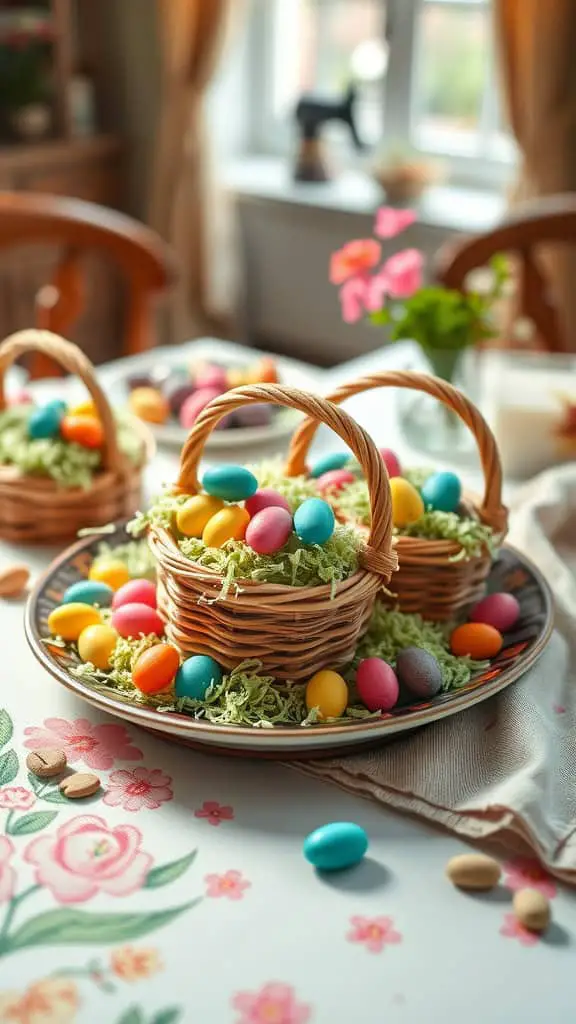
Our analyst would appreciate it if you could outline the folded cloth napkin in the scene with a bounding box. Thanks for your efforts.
[296,464,576,884]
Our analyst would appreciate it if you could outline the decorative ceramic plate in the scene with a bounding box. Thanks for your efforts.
[95,339,323,452]
[25,524,553,760]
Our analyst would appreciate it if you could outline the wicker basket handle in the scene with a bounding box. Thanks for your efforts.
[0,329,123,472]
[288,370,507,535]
[177,383,397,580]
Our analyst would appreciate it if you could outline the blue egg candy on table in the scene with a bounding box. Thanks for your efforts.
[175,655,223,700]
[421,471,462,514]
[310,452,350,478]
[202,464,258,502]
[62,579,114,607]
[294,498,335,545]
[303,822,368,871]
[28,400,66,440]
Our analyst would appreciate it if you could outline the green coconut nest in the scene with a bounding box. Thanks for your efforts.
[0,405,145,488]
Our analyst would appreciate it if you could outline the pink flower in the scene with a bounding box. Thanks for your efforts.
[0,786,35,810]
[232,983,311,1024]
[330,239,381,284]
[205,870,251,901]
[383,248,423,298]
[374,206,416,239]
[553,704,566,714]
[24,717,143,770]
[500,913,540,947]
[0,836,16,903]
[339,275,369,323]
[503,858,557,899]
[364,269,390,312]
[24,815,152,904]
[347,915,402,954]
[194,801,234,826]
[103,767,173,812]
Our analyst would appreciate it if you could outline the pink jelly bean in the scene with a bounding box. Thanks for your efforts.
[112,578,157,610]
[111,603,165,639]
[194,364,229,391]
[356,658,399,712]
[180,387,226,430]
[245,507,293,555]
[380,448,402,478]
[316,469,356,494]
[469,592,520,632]
[245,488,291,517]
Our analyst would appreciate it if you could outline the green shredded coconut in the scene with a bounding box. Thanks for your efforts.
[96,539,157,581]
[0,406,145,488]
[249,457,318,511]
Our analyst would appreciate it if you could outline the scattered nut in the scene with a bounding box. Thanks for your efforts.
[445,853,501,891]
[59,772,101,799]
[513,888,551,932]
[26,748,67,778]
[0,564,30,597]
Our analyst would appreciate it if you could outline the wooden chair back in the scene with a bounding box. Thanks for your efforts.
[433,194,576,354]
[0,191,175,377]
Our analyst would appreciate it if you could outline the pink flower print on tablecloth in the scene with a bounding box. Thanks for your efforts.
[194,800,234,826]
[347,915,402,954]
[0,835,16,903]
[110,945,163,981]
[0,977,80,1024]
[24,814,152,904]
[500,913,540,947]
[103,767,173,812]
[205,870,251,901]
[503,858,557,899]
[24,717,143,771]
[232,982,311,1024]
[0,785,35,810]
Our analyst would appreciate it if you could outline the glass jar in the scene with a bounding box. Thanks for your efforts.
[397,348,479,463]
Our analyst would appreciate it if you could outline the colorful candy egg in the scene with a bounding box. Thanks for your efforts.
[28,401,65,440]
[234,404,272,428]
[250,356,278,385]
[310,452,350,478]
[111,602,165,639]
[294,498,335,545]
[175,654,223,700]
[179,387,223,430]
[203,464,258,502]
[69,400,97,417]
[202,506,250,547]
[128,386,169,424]
[380,448,402,478]
[132,644,180,694]
[164,379,196,417]
[245,507,293,555]
[305,669,348,719]
[469,592,520,632]
[127,372,154,391]
[356,658,399,711]
[303,822,368,871]
[112,578,157,610]
[245,488,291,517]
[194,363,228,391]
[450,623,503,659]
[60,414,104,449]
[77,624,118,670]
[316,469,356,495]
[226,367,250,389]
[176,495,225,538]
[396,647,443,698]
[89,559,130,592]
[62,580,114,607]
[48,602,102,641]
[421,471,462,513]
[389,477,424,527]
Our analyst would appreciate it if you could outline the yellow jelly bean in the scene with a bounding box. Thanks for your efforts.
[89,559,130,592]
[305,669,348,720]
[128,387,169,424]
[226,367,250,389]
[202,505,250,548]
[77,624,118,670]
[176,495,225,538]
[69,399,97,417]
[48,603,102,642]
[389,477,425,528]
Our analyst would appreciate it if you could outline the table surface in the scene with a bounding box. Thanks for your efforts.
[0,340,573,1024]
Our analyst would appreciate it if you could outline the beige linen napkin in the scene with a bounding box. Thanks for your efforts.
[296,464,576,884]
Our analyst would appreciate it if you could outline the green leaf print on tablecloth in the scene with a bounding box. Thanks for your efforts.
[0,748,18,786]
[117,1007,182,1024]
[6,810,58,836]
[0,709,13,748]
[144,850,197,889]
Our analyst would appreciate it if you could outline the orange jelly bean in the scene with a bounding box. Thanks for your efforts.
[132,643,180,694]
[61,414,104,449]
[450,622,503,660]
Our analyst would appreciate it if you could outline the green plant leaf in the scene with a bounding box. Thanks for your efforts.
[116,1009,144,1024]
[144,850,197,889]
[6,811,58,836]
[40,788,70,805]
[0,749,18,786]
[151,1010,182,1024]
[27,771,42,794]
[0,710,13,749]
[7,901,200,952]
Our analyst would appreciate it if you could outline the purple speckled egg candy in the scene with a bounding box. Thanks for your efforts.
[194,364,229,391]
[396,647,442,699]
[234,403,273,429]
[470,592,520,632]
[245,506,293,555]
[179,387,226,430]
[356,658,399,712]
[380,448,402,478]
[316,469,356,495]
[245,488,291,517]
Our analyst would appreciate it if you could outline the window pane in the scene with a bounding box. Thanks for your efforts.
[412,1,489,155]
